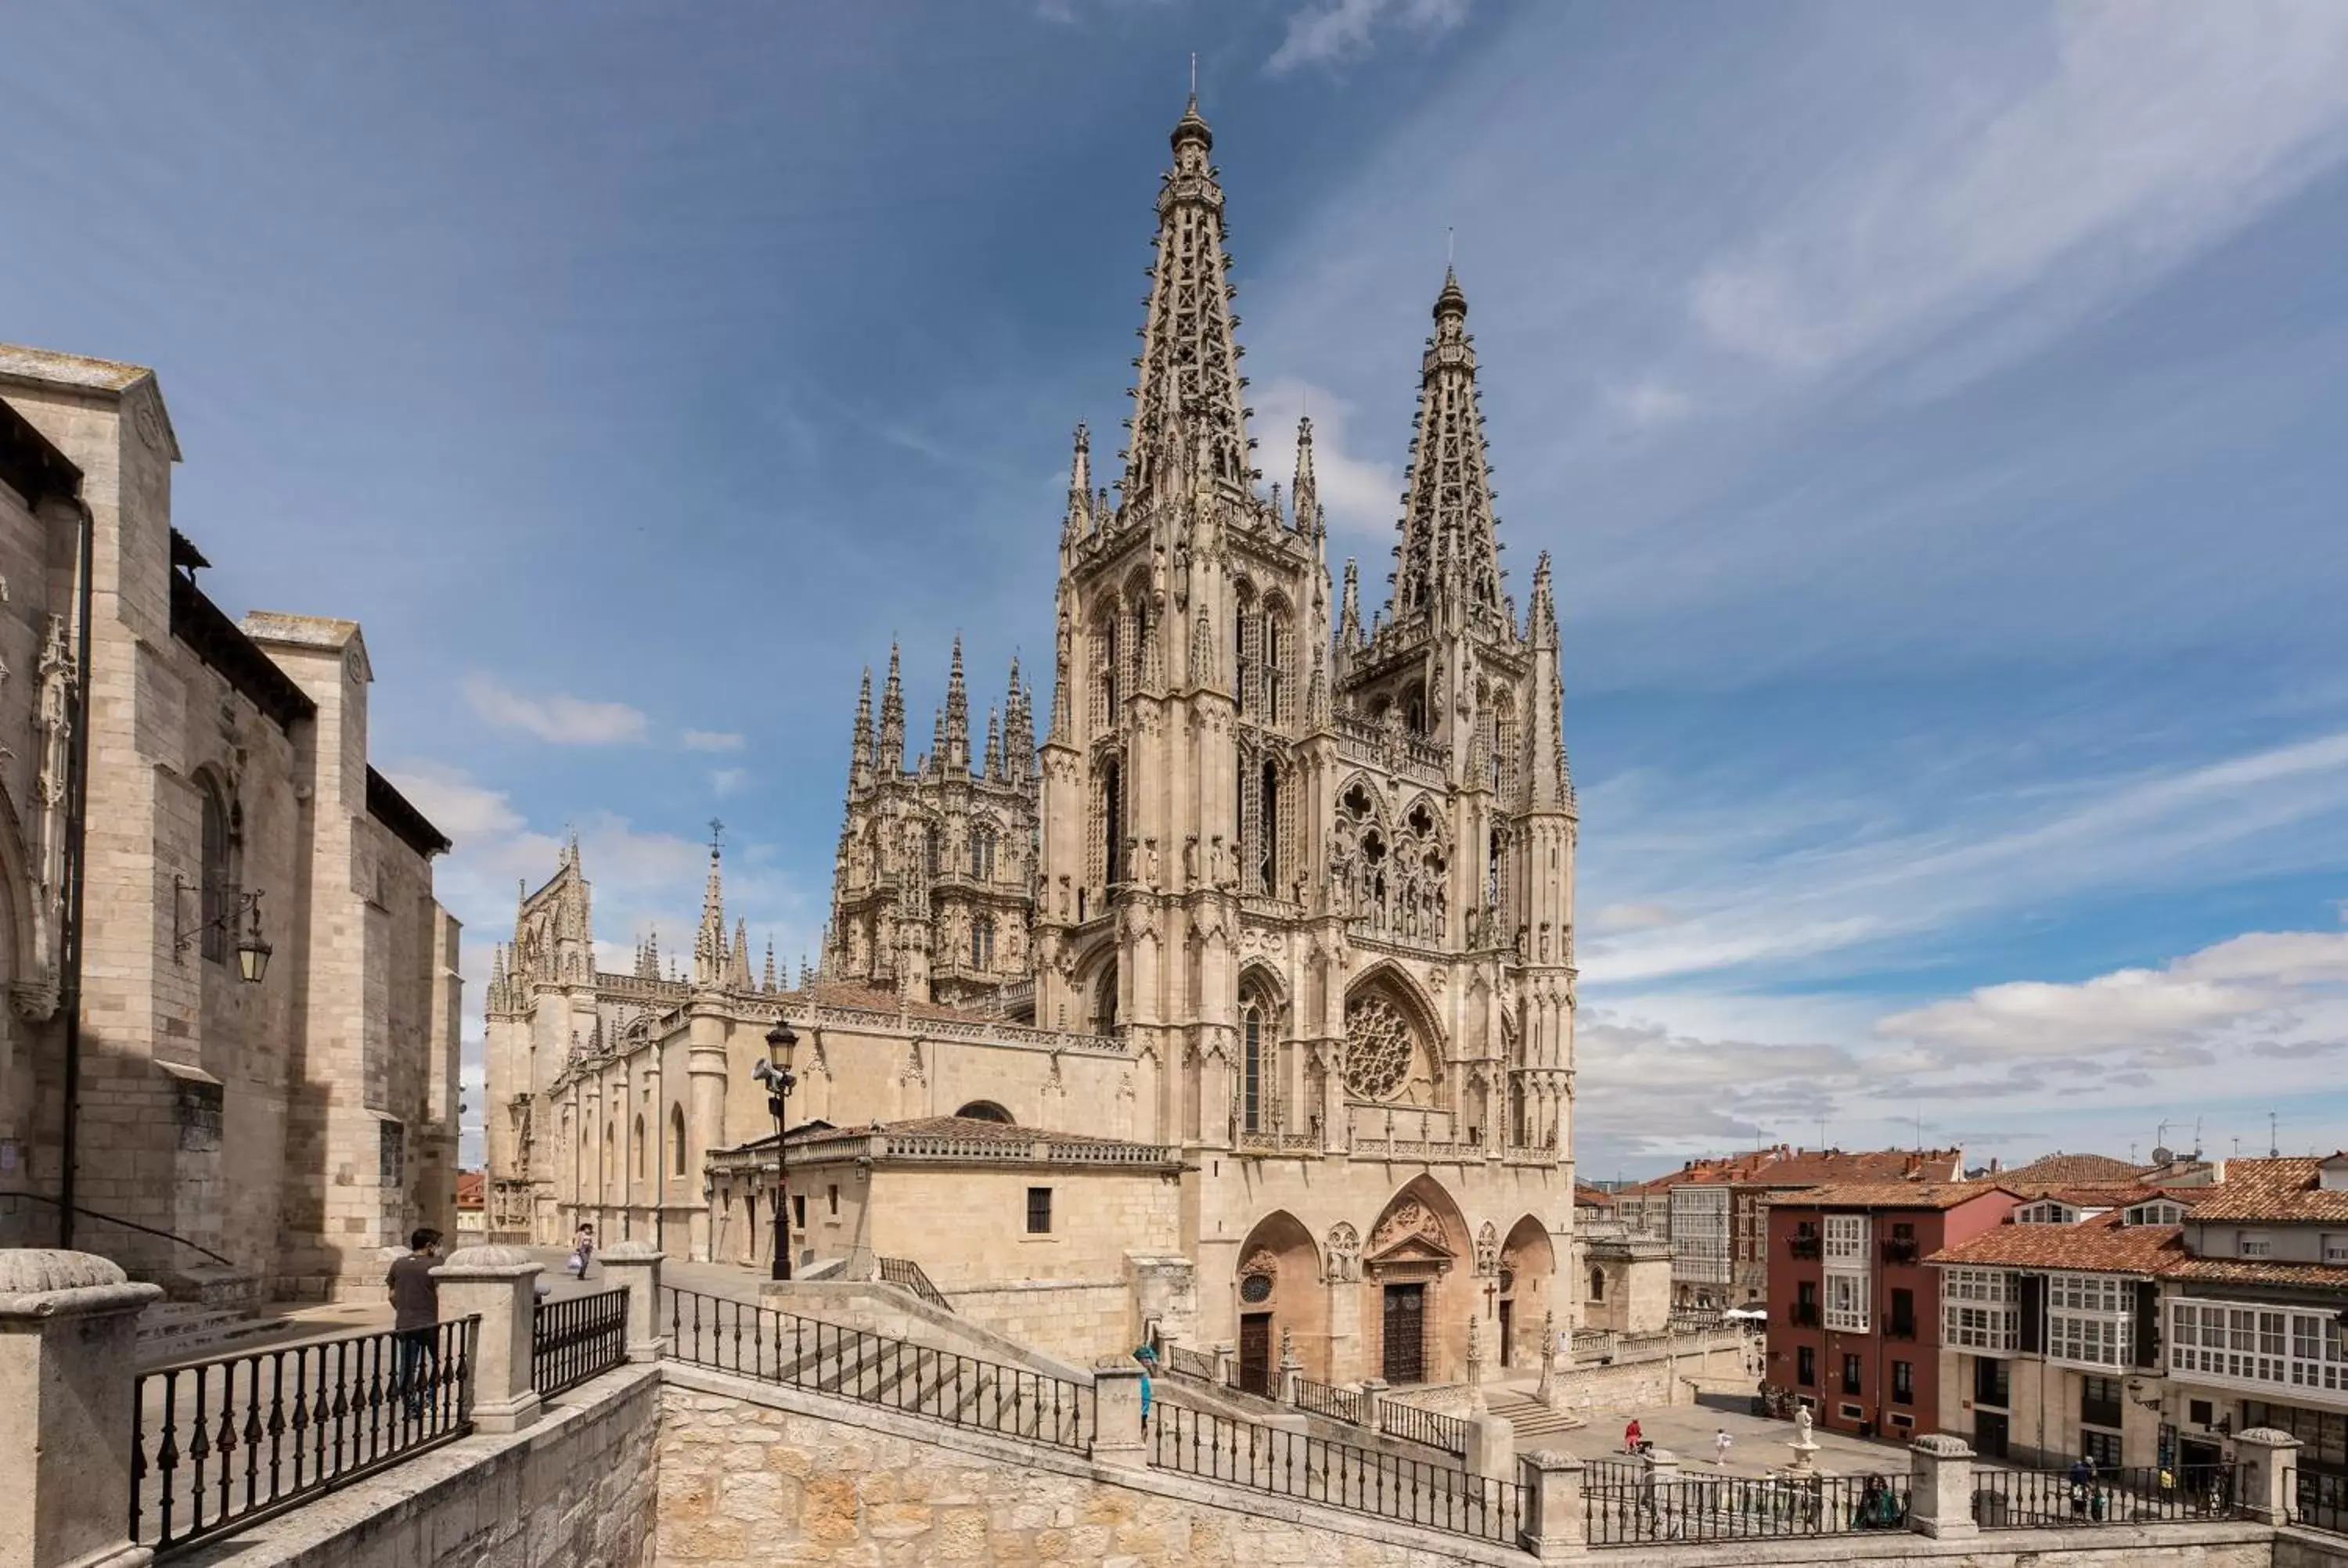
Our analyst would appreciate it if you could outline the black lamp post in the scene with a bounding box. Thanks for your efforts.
[752,1021,798,1281]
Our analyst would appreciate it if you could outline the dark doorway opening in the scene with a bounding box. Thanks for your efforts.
[1382,1284,1426,1384]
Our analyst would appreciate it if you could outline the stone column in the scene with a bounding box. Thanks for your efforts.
[1358,1376,1390,1435]
[2231,1426,2303,1526]
[1521,1449,1588,1560]
[1465,1412,1518,1481]
[1212,1340,1234,1387]
[1905,1433,1977,1538]
[598,1241,665,1362]
[432,1244,542,1433]
[0,1251,164,1568]
[1093,1364,1147,1468]
[1275,1326,1300,1406]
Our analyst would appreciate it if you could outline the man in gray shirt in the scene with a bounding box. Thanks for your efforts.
[387,1228,443,1420]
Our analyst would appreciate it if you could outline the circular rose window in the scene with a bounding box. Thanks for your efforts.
[1240,1273,1273,1304]
[1343,994,1413,1100]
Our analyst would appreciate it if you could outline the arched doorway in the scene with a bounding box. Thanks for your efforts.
[1361,1176,1472,1385]
[1498,1215,1558,1369]
[1231,1211,1326,1391]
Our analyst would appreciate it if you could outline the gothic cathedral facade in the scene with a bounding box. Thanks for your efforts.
[489,100,1579,1386]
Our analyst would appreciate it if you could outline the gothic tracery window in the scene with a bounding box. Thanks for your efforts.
[1342,993,1415,1101]
[199,779,232,965]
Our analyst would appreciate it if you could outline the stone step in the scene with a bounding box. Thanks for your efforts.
[1492,1394,1584,1437]
[136,1304,284,1365]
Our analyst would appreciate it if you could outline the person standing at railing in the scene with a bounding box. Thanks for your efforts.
[1133,1344,1155,1433]
[386,1228,443,1417]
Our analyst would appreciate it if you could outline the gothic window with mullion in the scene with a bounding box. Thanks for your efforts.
[1240,994,1267,1133]
[198,777,234,965]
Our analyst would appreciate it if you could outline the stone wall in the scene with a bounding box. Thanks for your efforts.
[1546,1339,1749,1419]
[949,1277,1133,1365]
[2279,1528,2348,1568]
[173,1367,658,1568]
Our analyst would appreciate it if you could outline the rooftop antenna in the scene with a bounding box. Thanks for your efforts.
[1447,226,1456,267]
[2269,1110,2279,1158]
[1190,51,1197,99]
[709,818,726,852]
[2193,1117,2204,1158]
[2233,1137,2242,1157]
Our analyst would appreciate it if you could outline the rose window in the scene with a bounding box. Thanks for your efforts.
[1343,994,1414,1101]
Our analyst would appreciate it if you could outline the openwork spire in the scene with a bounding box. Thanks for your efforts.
[1391,268,1503,620]
[693,839,726,985]
[1122,97,1251,508]
[944,635,970,775]
[1338,558,1364,653]
[1291,415,1320,538]
[1064,424,1092,545]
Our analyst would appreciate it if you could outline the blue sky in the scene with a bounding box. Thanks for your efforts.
[6,1,2347,1177]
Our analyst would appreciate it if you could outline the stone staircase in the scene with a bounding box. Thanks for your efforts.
[135,1303,281,1365]
[1489,1388,1584,1438]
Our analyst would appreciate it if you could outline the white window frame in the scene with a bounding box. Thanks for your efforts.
[1824,1268,1871,1333]
[1824,1214,1869,1263]
[2170,1298,2348,1396]
[2326,1234,2348,1264]
[1943,1268,2018,1354]
[2017,1200,2076,1225]
[2047,1273,2134,1370]
[2125,1201,2184,1227]
[2238,1235,2272,1258]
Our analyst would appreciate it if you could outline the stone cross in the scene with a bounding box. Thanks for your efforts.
[1466,1313,1486,1414]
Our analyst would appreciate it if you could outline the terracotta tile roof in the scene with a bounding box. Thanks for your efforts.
[1993,1153,2149,1187]
[2166,1256,2348,1289]
[1925,1211,2186,1275]
[455,1171,484,1208]
[2011,1185,2159,1207]
[1575,1185,1617,1208]
[776,1115,1166,1154]
[1780,1182,2015,1211]
[2177,1156,2348,1222]
[1744,1149,1964,1187]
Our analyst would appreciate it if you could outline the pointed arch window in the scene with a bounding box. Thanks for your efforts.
[1093,959,1119,1038]
[1589,1267,1606,1303]
[1241,997,1266,1133]
[1263,606,1288,725]
[972,824,998,882]
[632,1114,646,1180]
[1101,760,1124,888]
[970,915,995,971]
[669,1103,688,1177]
[1258,761,1279,894]
[199,780,232,965]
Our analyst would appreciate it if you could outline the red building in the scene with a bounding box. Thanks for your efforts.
[1766,1183,2018,1440]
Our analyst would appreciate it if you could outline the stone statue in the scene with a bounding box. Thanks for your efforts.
[1795,1404,1813,1445]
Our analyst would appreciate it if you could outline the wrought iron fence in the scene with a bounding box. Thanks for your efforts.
[131,1318,476,1554]
[1586,1472,1909,1546]
[2297,1469,2347,1536]
[663,1287,1091,1452]
[1150,1404,1522,1546]
[1377,1397,1470,1457]
[532,1286,628,1396]
[1581,1457,1645,1494]
[1291,1376,1363,1424]
[1971,1464,2236,1528]
[1165,1343,1218,1382]
[877,1257,953,1312]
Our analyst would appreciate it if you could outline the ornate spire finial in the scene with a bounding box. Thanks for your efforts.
[945,635,970,774]
[851,665,874,777]
[1338,557,1364,652]
[879,640,906,771]
[1291,415,1317,538]
[1125,94,1244,509]
[1064,425,1092,545]
[764,938,777,992]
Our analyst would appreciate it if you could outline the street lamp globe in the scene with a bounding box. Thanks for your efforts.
[765,1021,798,1073]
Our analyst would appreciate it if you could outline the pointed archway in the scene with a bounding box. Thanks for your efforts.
[1361,1175,1474,1385]
[1498,1215,1558,1369]
[1231,1210,1327,1389]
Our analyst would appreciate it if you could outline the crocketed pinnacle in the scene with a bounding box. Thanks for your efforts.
[944,635,970,775]
[1391,267,1504,620]
[1064,424,1092,545]
[1123,96,1251,508]
[1338,558,1364,653]
[1291,416,1320,537]
[878,641,906,771]
[1525,551,1572,809]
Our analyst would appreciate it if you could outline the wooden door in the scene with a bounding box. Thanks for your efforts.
[1381,1284,1425,1384]
[1239,1313,1272,1396]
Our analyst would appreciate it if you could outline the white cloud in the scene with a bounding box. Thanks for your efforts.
[682,729,745,753]
[380,761,522,841]
[1251,377,1400,535]
[1691,0,2348,375]
[1586,902,1676,934]
[461,674,647,746]
[1267,0,1471,76]
[711,768,751,797]
[1602,379,1694,429]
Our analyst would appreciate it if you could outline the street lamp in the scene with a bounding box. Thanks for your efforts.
[752,1020,798,1281]
[172,878,273,983]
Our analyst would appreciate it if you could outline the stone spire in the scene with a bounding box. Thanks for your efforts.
[1338,557,1364,653]
[643,923,659,980]
[1391,268,1504,621]
[763,938,777,992]
[729,917,753,990]
[488,944,507,1010]
[693,841,726,986]
[1525,552,1572,810]
[1122,96,1252,509]
[1291,415,1318,537]
[944,635,970,775]
[849,666,874,792]
[878,642,906,773]
[1005,656,1032,781]
[984,706,1003,780]
[1064,424,1092,545]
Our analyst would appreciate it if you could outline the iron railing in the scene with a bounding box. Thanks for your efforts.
[1291,1376,1364,1424]
[1150,1404,1522,1546]
[131,1318,476,1554]
[532,1286,628,1396]
[1377,1397,1470,1456]
[663,1287,1091,1451]
[2296,1469,2346,1536]
[1581,1457,1645,1494]
[877,1257,953,1312]
[1971,1464,2236,1528]
[1165,1343,1218,1382]
[1587,1472,1909,1545]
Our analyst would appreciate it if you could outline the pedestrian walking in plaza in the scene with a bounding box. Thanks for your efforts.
[569,1222,596,1278]
[1714,1427,1733,1466]
[1624,1417,1644,1454]
[387,1228,443,1419]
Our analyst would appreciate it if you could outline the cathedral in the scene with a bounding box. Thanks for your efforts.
[486,98,1579,1390]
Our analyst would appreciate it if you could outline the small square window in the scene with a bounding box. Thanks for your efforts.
[1026,1186,1053,1235]
[1842,1354,1863,1396]
[2241,1236,2271,1258]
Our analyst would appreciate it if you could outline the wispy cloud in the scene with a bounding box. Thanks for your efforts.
[1267,0,1471,76]
[1691,0,2348,376]
[1251,377,1399,535]
[712,767,751,797]
[1602,379,1694,429]
[682,729,745,753]
[461,674,647,746]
